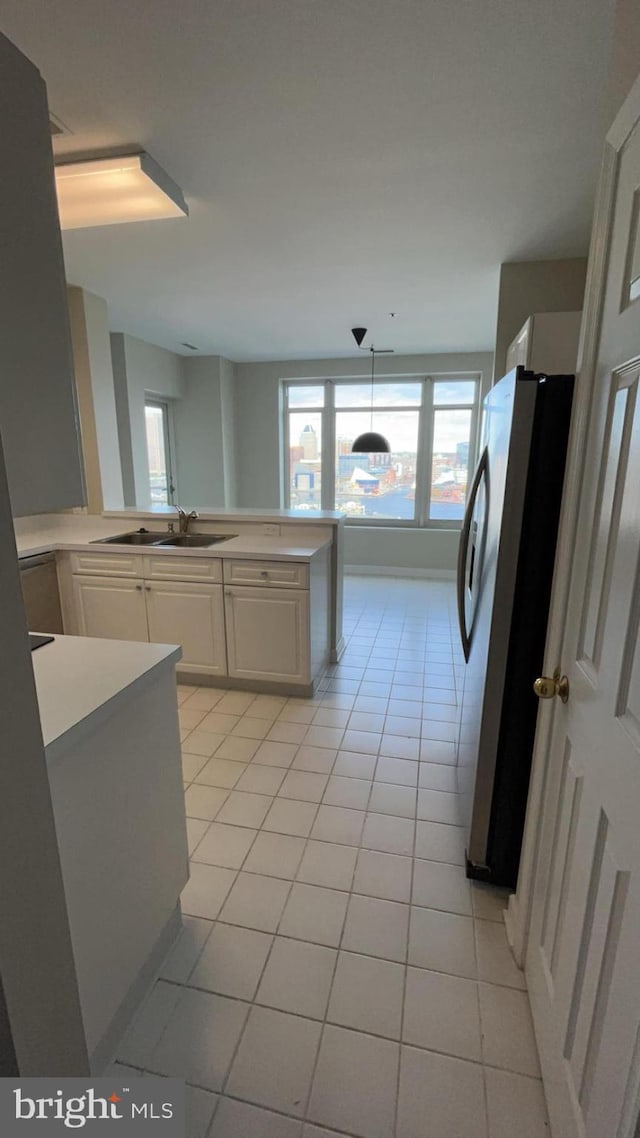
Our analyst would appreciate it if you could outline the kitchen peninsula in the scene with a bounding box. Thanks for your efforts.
[15,508,344,696]
[33,632,188,1072]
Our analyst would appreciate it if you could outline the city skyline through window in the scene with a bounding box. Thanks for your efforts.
[284,377,479,525]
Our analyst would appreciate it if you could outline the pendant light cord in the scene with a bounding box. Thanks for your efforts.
[370,346,375,433]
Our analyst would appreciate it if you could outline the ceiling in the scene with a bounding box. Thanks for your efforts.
[2,0,615,361]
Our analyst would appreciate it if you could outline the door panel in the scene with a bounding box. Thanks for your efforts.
[72,576,148,642]
[224,586,309,684]
[145,581,226,675]
[526,104,640,1138]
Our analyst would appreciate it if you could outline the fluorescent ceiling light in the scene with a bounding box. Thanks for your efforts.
[54,152,188,230]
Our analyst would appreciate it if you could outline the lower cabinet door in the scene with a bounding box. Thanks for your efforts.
[145,580,227,675]
[224,586,310,684]
[72,575,149,642]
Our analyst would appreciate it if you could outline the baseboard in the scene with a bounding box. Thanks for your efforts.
[92,904,183,1075]
[330,636,347,664]
[345,565,456,580]
[177,669,314,699]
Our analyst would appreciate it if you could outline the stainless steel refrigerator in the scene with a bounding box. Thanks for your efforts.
[456,366,574,887]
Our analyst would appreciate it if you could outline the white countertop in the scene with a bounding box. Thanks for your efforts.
[14,514,333,563]
[32,634,181,762]
[104,507,344,524]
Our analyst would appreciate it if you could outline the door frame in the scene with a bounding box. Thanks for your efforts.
[506,71,640,967]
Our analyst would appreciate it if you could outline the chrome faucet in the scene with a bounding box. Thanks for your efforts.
[175,506,199,534]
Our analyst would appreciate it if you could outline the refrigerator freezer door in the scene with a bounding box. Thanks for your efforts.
[457,371,537,873]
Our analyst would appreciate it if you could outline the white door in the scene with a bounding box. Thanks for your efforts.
[526,83,640,1137]
[72,575,149,642]
[224,586,310,685]
[145,580,227,675]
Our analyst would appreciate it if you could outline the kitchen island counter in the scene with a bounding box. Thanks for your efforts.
[15,509,345,667]
[14,515,333,563]
[33,631,181,763]
[33,632,188,1072]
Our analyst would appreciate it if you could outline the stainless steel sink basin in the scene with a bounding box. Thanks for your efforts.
[93,531,171,546]
[91,530,237,549]
[156,533,236,548]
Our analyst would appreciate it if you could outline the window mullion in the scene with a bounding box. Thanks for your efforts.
[417,378,435,526]
[282,387,291,508]
[322,380,335,511]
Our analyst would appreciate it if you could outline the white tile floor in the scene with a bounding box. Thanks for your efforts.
[110,576,549,1138]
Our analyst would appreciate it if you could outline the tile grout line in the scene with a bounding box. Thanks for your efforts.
[299,783,361,1130]
[160,586,534,1133]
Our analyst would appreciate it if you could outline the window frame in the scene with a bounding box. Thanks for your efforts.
[282,374,481,528]
[144,396,177,507]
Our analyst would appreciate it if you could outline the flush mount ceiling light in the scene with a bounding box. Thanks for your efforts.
[350,327,393,454]
[54,151,189,230]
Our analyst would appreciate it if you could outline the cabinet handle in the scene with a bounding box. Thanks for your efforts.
[225,590,232,597]
[260,570,269,577]
[135,584,143,591]
[145,585,151,591]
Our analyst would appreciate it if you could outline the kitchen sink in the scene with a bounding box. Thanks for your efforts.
[91,530,237,549]
[93,531,171,545]
[156,533,236,548]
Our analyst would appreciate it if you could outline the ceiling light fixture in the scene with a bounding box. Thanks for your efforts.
[54,151,189,230]
[350,327,393,454]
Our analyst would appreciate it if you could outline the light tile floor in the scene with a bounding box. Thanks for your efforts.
[110,577,549,1138]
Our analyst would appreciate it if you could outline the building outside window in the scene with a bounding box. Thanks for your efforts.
[144,398,176,506]
[283,376,480,526]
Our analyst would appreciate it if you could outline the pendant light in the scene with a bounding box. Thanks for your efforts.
[351,327,392,453]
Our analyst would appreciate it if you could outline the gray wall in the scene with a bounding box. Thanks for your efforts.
[0,433,89,1074]
[220,357,237,508]
[493,259,588,381]
[110,334,137,508]
[175,357,229,507]
[607,0,640,121]
[110,334,236,509]
[67,287,124,513]
[1,33,85,517]
[233,351,494,573]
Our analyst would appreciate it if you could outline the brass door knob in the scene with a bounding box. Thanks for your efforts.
[533,668,569,703]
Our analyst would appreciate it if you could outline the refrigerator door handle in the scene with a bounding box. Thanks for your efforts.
[457,447,488,662]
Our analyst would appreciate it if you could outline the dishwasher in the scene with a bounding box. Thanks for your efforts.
[18,552,64,634]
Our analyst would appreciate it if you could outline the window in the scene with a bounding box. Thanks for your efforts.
[283,375,480,525]
[286,386,324,509]
[429,381,477,522]
[144,399,176,506]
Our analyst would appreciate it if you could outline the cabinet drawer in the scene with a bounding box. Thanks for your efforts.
[223,559,308,589]
[143,554,222,583]
[70,551,142,578]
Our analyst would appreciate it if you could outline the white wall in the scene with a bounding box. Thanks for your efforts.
[233,351,494,573]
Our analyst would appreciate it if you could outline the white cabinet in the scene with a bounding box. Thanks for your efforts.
[64,549,327,692]
[72,573,226,675]
[72,576,148,642]
[224,586,310,685]
[223,559,308,588]
[146,580,226,675]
